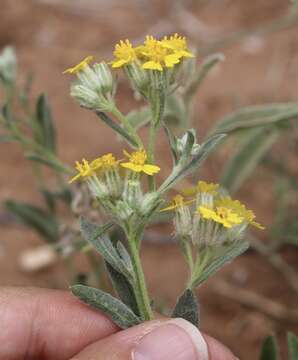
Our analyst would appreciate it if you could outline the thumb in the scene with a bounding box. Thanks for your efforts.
[71,318,237,360]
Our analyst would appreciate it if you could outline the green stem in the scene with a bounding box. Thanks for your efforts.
[110,106,142,148]
[187,248,210,289]
[128,234,153,321]
[147,122,157,191]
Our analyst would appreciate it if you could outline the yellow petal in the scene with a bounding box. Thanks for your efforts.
[121,162,143,172]
[142,164,160,175]
[142,61,163,71]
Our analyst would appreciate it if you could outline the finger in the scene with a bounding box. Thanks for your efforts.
[71,318,237,360]
[0,287,118,360]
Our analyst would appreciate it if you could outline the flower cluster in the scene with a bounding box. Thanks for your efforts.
[162,181,264,247]
[111,34,193,71]
[70,149,161,226]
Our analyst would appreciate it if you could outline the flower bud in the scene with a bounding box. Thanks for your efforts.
[0,46,17,84]
[126,62,150,96]
[174,205,193,238]
[139,192,160,216]
[114,200,133,221]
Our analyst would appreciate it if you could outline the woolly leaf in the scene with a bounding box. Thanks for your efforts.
[221,127,280,193]
[191,240,249,288]
[288,332,298,360]
[5,200,59,242]
[80,217,132,279]
[71,285,141,329]
[36,94,56,153]
[106,262,139,316]
[159,133,226,193]
[259,335,279,360]
[172,289,199,327]
[95,111,139,148]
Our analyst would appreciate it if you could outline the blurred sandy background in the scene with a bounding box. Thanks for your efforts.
[0,1,298,358]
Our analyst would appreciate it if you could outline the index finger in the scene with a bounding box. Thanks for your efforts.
[0,286,118,360]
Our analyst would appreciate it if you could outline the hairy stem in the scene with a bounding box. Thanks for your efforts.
[128,234,153,321]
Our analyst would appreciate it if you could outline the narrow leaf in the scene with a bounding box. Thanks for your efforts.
[192,240,249,288]
[25,152,68,173]
[5,200,59,242]
[71,284,141,329]
[288,332,298,360]
[163,125,178,164]
[184,53,225,102]
[36,94,56,153]
[221,127,280,193]
[95,111,139,148]
[259,335,279,360]
[172,289,199,327]
[106,262,139,316]
[80,217,131,278]
[209,103,298,136]
[159,133,226,193]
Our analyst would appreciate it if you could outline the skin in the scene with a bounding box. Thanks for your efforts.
[0,287,236,360]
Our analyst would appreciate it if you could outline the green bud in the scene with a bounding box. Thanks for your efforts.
[114,200,133,221]
[126,62,150,97]
[174,205,192,238]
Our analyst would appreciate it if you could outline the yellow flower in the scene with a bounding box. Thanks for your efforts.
[69,153,119,183]
[69,158,98,183]
[63,56,94,74]
[120,149,160,175]
[161,33,194,59]
[183,180,219,197]
[198,205,243,228]
[160,194,194,212]
[111,40,137,68]
[100,153,118,170]
[141,36,181,71]
[216,197,264,229]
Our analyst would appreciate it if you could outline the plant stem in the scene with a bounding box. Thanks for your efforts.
[128,234,153,321]
[147,122,157,191]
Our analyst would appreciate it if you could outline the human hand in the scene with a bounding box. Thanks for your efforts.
[0,287,237,359]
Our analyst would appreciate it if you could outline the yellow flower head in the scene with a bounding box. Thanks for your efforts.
[63,56,94,74]
[160,194,194,212]
[69,158,98,183]
[100,153,118,170]
[111,40,137,68]
[121,149,160,175]
[197,205,243,229]
[161,33,194,59]
[183,180,219,197]
[216,197,264,230]
[141,35,181,71]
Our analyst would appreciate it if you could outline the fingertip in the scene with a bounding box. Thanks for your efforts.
[203,334,238,360]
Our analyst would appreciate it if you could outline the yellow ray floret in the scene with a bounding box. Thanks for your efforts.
[69,158,97,183]
[198,205,243,228]
[63,56,94,74]
[111,40,137,68]
[161,33,194,59]
[216,197,264,229]
[121,149,160,175]
[183,180,219,197]
[160,194,194,212]
[141,36,181,71]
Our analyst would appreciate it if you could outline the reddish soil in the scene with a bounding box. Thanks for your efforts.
[0,1,298,359]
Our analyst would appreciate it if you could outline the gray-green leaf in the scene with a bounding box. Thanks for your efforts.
[259,335,279,360]
[71,284,141,329]
[80,217,132,279]
[106,262,139,316]
[191,240,249,288]
[221,127,280,193]
[172,289,199,327]
[159,133,226,193]
[288,332,298,360]
[36,94,56,153]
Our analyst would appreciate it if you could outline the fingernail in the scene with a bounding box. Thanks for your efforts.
[132,318,209,360]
